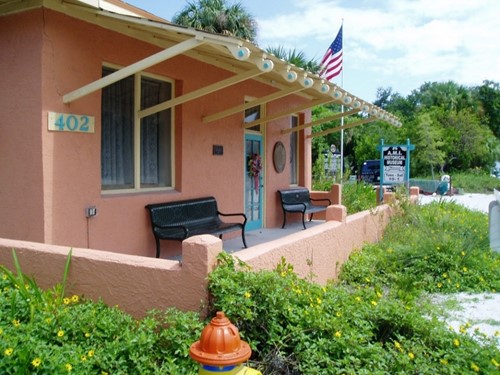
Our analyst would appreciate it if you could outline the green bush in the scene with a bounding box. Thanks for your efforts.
[450,171,500,193]
[0,254,203,374]
[339,200,500,295]
[208,254,500,374]
[312,176,377,214]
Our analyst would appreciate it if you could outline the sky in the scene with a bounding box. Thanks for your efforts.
[125,0,500,103]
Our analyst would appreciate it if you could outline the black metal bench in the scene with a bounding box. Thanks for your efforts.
[145,197,247,258]
[278,188,331,229]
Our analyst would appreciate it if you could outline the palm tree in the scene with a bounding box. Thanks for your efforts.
[172,0,257,42]
[265,45,321,74]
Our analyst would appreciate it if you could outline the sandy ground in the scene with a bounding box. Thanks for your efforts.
[418,193,500,347]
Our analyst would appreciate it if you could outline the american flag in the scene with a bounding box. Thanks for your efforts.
[320,26,343,81]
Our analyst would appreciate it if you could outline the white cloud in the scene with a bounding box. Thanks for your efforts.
[253,0,500,97]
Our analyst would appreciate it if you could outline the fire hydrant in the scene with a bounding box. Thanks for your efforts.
[189,311,262,375]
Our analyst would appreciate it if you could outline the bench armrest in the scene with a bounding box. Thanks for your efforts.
[310,197,331,205]
[217,211,247,225]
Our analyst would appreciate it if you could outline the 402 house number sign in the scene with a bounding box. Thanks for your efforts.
[48,112,95,133]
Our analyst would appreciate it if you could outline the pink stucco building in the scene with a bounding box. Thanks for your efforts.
[0,0,398,259]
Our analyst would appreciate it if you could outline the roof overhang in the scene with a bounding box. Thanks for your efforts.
[0,0,402,130]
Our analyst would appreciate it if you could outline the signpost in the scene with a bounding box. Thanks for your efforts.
[377,139,415,202]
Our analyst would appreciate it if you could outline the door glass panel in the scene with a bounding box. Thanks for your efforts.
[245,136,263,230]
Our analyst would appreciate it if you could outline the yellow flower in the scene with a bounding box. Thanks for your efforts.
[334,331,341,338]
[437,282,442,288]
[355,296,362,302]
[365,278,371,283]
[462,267,468,272]
[88,350,95,357]
[316,297,322,305]
[4,348,13,356]
[336,311,342,317]
[58,330,65,337]
[81,355,87,361]
[453,338,460,347]
[371,300,377,306]
[408,352,415,360]
[85,332,91,338]
[376,291,383,298]
[244,291,251,299]
[461,251,466,256]
[71,295,79,303]
[470,363,480,372]
[65,363,72,372]
[63,297,70,305]
[443,273,448,278]
[491,358,499,367]
[45,318,52,324]
[32,358,42,367]
[394,341,403,352]
[12,319,20,327]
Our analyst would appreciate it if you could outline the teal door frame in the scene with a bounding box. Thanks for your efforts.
[245,133,263,231]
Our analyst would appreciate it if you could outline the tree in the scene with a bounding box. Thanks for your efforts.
[434,108,497,171]
[475,80,500,138]
[265,46,321,73]
[172,0,257,42]
[411,112,445,178]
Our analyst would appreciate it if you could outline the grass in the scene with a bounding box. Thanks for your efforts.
[416,170,500,193]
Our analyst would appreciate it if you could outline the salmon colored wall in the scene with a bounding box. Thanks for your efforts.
[238,205,393,284]
[0,11,45,242]
[0,235,221,318]
[0,8,313,257]
[0,204,394,318]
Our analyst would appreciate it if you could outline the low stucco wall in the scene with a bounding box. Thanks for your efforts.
[236,204,392,284]
[0,203,394,318]
[0,236,222,318]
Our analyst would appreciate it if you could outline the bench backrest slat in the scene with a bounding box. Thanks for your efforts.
[146,197,220,227]
[278,188,311,205]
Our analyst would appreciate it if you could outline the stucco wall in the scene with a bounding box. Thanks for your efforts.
[0,10,45,243]
[0,203,394,318]
[0,8,314,258]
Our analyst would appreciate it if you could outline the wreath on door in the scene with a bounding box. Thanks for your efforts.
[248,153,262,191]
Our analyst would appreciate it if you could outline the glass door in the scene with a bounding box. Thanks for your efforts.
[245,134,263,230]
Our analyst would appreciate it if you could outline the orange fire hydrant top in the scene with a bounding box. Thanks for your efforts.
[189,311,252,366]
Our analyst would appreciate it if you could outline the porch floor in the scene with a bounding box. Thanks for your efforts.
[222,220,323,253]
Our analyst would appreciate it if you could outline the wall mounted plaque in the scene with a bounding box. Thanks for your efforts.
[273,141,286,173]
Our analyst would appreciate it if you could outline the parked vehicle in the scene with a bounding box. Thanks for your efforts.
[359,160,380,184]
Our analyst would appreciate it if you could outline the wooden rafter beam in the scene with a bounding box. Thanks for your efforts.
[307,116,378,138]
[63,37,204,103]
[281,108,361,134]
[203,85,304,124]
[139,68,264,118]
[243,97,337,129]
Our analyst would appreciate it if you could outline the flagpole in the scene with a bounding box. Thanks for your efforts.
[340,19,344,182]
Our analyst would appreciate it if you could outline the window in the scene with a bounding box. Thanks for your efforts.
[101,67,172,191]
[244,103,261,132]
[290,115,298,184]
